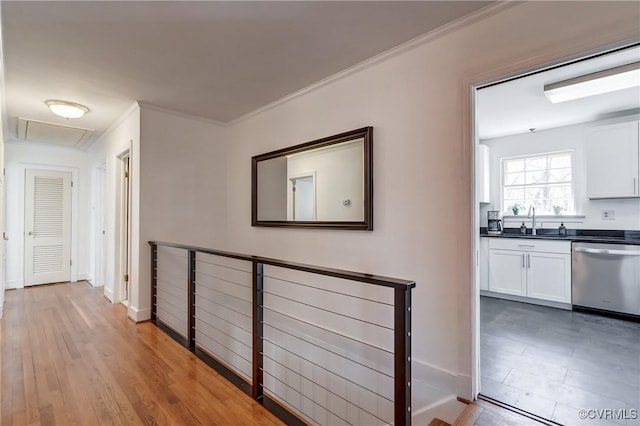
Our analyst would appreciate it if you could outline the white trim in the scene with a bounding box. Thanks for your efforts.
[228,2,515,127]
[86,102,139,151]
[16,163,79,287]
[137,101,228,127]
[413,358,458,395]
[75,273,91,283]
[104,286,114,302]
[456,374,473,402]
[6,280,22,289]
[412,395,466,426]
[470,39,640,402]
[127,305,151,322]
[500,150,576,215]
[113,149,131,305]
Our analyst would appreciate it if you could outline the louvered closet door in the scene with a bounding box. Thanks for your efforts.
[24,169,72,286]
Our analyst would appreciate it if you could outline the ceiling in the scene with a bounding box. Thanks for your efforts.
[478,45,640,140]
[2,1,491,148]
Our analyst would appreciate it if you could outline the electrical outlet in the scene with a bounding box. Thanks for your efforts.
[602,210,615,220]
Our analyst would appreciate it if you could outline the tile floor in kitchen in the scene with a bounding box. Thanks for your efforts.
[480,296,640,426]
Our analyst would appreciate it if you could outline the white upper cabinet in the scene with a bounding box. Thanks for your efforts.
[586,120,640,199]
[477,144,490,203]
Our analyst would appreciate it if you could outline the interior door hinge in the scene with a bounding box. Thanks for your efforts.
[125,171,129,179]
[124,274,129,282]
[70,259,73,266]
[71,181,74,187]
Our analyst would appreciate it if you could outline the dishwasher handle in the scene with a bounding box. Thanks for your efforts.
[574,247,640,256]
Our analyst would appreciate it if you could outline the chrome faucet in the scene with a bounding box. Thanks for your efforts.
[528,205,536,235]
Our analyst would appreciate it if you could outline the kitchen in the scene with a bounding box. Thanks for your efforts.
[475,44,640,425]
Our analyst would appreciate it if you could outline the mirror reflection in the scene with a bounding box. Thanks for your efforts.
[252,127,372,230]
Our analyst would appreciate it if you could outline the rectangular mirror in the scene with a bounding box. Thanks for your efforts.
[252,127,373,230]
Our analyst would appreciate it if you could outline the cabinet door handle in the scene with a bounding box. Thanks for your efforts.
[517,244,535,248]
[522,253,525,268]
[527,253,531,268]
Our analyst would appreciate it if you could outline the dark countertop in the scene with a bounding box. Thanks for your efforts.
[480,228,640,245]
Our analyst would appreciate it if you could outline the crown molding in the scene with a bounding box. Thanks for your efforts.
[138,101,228,128]
[86,101,140,151]
[227,1,516,127]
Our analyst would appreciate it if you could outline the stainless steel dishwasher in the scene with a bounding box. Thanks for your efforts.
[572,242,640,316]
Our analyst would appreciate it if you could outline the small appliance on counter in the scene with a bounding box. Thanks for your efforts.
[487,211,503,235]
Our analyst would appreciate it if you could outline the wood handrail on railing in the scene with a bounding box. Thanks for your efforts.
[149,240,415,425]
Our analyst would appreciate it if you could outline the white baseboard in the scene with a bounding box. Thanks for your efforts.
[457,374,473,401]
[104,287,114,302]
[128,305,151,323]
[413,358,458,395]
[412,395,467,425]
[411,358,471,423]
[6,280,23,289]
[73,273,91,283]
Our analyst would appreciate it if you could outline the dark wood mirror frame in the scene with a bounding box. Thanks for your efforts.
[251,127,373,230]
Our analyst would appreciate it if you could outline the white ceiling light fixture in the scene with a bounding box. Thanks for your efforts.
[45,99,90,119]
[544,62,640,103]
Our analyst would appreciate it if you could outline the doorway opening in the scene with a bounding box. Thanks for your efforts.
[472,43,640,424]
[288,173,316,221]
[93,164,106,288]
[117,152,132,306]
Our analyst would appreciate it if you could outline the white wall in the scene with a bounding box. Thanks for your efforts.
[287,140,364,221]
[482,114,640,230]
[136,105,228,321]
[89,103,140,306]
[0,102,4,316]
[4,142,93,288]
[219,1,640,399]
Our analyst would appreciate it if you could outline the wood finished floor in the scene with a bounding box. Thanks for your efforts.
[0,281,283,426]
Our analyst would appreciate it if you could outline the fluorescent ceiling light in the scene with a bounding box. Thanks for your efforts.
[544,62,640,103]
[45,99,90,119]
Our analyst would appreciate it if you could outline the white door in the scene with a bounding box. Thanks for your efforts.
[24,169,71,286]
[94,165,106,287]
[289,175,316,221]
[488,249,527,296]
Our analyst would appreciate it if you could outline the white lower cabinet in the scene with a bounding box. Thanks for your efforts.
[488,238,571,304]
[526,252,571,303]
[489,250,526,296]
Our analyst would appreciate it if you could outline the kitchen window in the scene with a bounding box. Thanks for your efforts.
[502,151,574,215]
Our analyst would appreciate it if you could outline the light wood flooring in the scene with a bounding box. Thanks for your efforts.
[455,398,553,426]
[0,281,283,426]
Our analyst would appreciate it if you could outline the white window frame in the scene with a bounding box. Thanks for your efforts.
[500,150,575,215]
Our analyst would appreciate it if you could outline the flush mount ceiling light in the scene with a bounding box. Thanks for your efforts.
[45,99,90,119]
[544,62,640,103]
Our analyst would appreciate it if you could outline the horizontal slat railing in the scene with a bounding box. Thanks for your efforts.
[149,241,415,426]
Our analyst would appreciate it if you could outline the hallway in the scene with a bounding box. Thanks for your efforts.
[0,282,283,425]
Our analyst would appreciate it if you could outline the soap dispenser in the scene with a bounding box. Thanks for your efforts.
[520,222,527,235]
[558,222,567,237]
